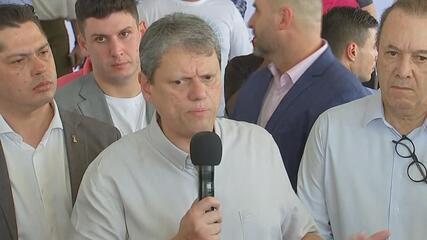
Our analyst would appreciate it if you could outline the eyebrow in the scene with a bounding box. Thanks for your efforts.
[386,44,400,51]
[5,42,50,58]
[90,26,133,38]
[415,50,427,55]
[387,44,427,54]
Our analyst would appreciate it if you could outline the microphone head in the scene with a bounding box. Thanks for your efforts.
[190,131,222,166]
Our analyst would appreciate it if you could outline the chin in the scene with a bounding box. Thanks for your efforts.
[191,122,215,133]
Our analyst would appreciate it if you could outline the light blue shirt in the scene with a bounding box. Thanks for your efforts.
[0,0,32,4]
[298,92,427,240]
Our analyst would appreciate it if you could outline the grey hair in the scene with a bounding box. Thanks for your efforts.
[139,13,221,83]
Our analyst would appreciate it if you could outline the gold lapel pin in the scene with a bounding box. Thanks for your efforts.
[72,135,78,143]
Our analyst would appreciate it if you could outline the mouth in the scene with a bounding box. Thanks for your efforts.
[33,81,53,92]
[189,108,209,116]
[112,61,129,67]
[390,86,413,92]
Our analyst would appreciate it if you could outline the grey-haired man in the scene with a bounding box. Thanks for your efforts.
[71,13,320,240]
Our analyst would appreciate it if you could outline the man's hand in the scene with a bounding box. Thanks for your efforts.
[351,230,390,240]
[173,197,222,240]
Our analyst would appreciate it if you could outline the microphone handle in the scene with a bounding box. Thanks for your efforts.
[199,165,214,200]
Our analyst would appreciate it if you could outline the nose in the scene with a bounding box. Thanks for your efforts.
[395,55,412,79]
[188,79,207,101]
[31,55,48,76]
[248,14,255,29]
[109,38,124,58]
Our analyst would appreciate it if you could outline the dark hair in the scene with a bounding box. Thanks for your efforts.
[0,4,42,31]
[75,0,139,32]
[322,7,378,57]
[0,4,44,51]
[377,0,427,47]
[139,13,221,84]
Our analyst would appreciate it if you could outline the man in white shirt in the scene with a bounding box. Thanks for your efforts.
[0,4,120,240]
[56,0,153,136]
[71,13,321,240]
[138,0,253,116]
[298,0,427,239]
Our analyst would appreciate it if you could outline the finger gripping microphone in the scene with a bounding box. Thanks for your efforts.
[190,131,222,200]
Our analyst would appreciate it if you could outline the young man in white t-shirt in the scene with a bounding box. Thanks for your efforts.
[56,0,153,136]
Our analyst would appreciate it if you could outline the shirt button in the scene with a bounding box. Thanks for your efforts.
[185,157,194,169]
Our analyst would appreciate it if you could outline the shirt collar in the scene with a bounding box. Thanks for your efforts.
[0,101,63,137]
[267,64,291,88]
[146,114,193,173]
[362,91,384,126]
[49,100,64,130]
[0,115,14,135]
[146,113,222,173]
[268,40,328,86]
[362,91,427,131]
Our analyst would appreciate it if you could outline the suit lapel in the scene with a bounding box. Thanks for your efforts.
[265,47,334,131]
[60,111,88,205]
[77,74,114,125]
[0,142,17,240]
[237,67,272,123]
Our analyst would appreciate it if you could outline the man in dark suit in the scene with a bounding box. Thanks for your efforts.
[231,0,369,190]
[224,53,265,114]
[0,5,120,240]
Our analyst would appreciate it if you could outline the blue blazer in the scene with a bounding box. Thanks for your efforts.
[231,47,369,190]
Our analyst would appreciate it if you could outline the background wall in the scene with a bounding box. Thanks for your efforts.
[375,0,395,17]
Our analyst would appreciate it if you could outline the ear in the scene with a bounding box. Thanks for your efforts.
[277,5,293,30]
[139,71,152,101]
[139,20,147,36]
[345,42,358,62]
[77,34,89,56]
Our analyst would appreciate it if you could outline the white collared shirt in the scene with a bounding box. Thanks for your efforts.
[0,101,72,240]
[71,117,317,239]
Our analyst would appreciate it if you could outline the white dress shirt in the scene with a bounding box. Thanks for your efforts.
[298,92,427,240]
[71,117,317,239]
[0,101,72,240]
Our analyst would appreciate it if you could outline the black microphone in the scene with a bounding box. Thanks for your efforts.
[190,131,222,200]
